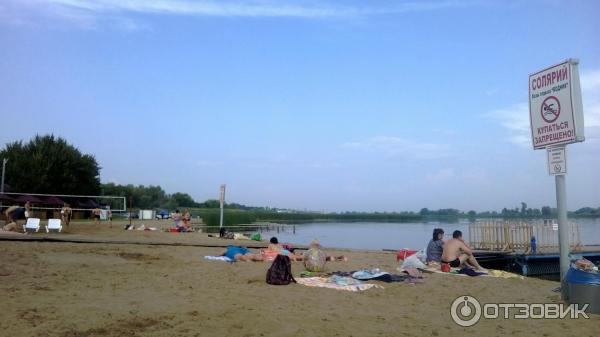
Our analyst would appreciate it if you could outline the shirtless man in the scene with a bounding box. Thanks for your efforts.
[220,246,264,262]
[2,205,25,232]
[92,208,101,225]
[61,203,72,227]
[441,230,487,272]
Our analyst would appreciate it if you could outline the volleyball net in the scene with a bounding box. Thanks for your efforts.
[0,192,127,212]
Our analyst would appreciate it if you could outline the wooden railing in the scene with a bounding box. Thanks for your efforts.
[469,220,581,253]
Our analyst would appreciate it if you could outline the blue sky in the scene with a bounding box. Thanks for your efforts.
[1,0,599,212]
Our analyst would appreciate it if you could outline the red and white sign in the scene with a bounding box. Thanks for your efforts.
[529,59,585,150]
[219,184,226,204]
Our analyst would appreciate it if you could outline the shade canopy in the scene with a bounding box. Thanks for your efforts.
[0,193,13,202]
[41,196,65,206]
[76,199,100,209]
[13,194,42,203]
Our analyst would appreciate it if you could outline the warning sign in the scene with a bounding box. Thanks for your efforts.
[541,96,560,123]
[529,59,585,150]
[547,146,566,176]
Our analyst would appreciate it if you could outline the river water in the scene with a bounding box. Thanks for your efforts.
[261,218,600,251]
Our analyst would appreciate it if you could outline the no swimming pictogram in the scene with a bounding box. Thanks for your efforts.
[541,96,560,123]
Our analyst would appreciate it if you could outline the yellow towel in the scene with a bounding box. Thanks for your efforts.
[488,270,524,279]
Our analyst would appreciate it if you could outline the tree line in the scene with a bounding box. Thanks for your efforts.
[1,135,598,221]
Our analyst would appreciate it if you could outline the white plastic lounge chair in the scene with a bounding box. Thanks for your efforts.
[46,219,62,233]
[23,218,41,233]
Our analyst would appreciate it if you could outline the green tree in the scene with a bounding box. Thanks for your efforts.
[541,206,552,216]
[520,202,527,215]
[0,135,100,195]
[200,199,221,208]
[168,192,197,208]
[101,183,168,209]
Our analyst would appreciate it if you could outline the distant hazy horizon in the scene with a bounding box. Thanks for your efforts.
[1,0,598,212]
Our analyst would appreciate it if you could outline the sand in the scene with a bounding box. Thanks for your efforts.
[0,220,598,337]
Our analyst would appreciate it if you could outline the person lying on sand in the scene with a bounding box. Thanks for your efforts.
[220,245,264,262]
[261,237,302,261]
[441,230,487,272]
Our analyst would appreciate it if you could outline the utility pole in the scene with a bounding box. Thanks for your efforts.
[219,184,226,229]
[1,158,8,193]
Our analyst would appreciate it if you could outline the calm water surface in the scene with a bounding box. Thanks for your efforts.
[261,218,600,251]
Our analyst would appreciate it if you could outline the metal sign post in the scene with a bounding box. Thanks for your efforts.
[128,196,132,227]
[0,158,6,209]
[1,158,8,193]
[219,184,226,229]
[555,173,569,285]
[529,59,585,298]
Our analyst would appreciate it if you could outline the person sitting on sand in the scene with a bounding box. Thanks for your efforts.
[220,245,264,262]
[426,228,444,264]
[172,209,182,227]
[1,221,18,232]
[441,230,487,272]
[181,210,192,231]
[304,240,348,262]
[175,215,193,232]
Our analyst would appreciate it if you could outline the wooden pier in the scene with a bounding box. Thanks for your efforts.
[469,220,599,278]
[469,220,582,254]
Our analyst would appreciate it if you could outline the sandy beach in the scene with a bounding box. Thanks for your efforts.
[1,220,598,337]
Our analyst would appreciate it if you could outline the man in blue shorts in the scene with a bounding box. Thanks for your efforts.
[221,246,264,262]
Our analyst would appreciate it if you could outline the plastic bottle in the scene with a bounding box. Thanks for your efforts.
[530,236,537,254]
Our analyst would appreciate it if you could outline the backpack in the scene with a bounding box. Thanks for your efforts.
[266,255,296,285]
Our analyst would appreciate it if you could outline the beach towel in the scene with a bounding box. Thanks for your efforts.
[487,270,524,279]
[204,256,234,262]
[458,267,487,277]
[421,267,523,279]
[417,266,465,275]
[300,271,328,278]
[354,272,419,283]
[296,277,383,292]
[352,269,390,280]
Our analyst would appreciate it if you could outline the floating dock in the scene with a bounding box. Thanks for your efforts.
[470,220,599,278]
